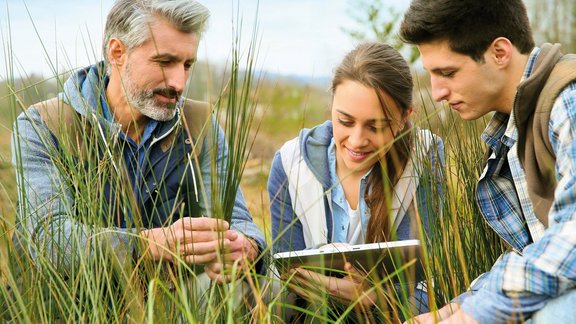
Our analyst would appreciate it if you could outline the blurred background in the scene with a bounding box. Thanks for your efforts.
[1,1,575,321]
[1,0,575,237]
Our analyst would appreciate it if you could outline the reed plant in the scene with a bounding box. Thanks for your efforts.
[2,2,270,323]
[261,77,506,323]
[2,3,508,324]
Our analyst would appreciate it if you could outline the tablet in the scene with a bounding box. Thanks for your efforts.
[273,239,423,281]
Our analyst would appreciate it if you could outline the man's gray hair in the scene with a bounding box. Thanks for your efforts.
[103,0,210,64]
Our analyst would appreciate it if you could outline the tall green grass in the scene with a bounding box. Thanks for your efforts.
[259,82,506,323]
[2,5,507,324]
[413,85,505,303]
[1,3,271,323]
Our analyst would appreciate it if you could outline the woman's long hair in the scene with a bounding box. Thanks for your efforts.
[330,42,413,242]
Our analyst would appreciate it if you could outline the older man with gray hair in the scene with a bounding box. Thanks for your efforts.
[12,0,265,298]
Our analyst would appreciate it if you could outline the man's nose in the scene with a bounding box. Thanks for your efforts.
[165,66,188,93]
[431,75,450,102]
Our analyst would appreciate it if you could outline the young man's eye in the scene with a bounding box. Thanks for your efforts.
[441,70,455,78]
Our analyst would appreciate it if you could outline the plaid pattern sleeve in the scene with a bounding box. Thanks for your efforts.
[461,83,576,323]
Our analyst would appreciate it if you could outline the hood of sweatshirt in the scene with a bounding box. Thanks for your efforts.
[298,120,333,189]
[60,62,184,139]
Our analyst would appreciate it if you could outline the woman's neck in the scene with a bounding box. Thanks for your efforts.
[336,163,365,210]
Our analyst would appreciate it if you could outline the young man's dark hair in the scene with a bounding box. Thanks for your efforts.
[399,0,535,61]
[399,0,576,323]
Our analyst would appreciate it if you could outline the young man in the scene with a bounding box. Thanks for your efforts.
[400,0,576,323]
[12,0,264,285]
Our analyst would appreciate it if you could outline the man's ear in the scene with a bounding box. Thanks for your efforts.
[489,37,514,67]
[107,38,127,69]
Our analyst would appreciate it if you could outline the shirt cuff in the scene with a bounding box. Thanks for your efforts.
[460,289,548,323]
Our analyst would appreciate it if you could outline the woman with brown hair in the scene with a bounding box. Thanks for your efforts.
[268,42,444,319]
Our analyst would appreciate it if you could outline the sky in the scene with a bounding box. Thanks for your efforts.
[0,0,409,80]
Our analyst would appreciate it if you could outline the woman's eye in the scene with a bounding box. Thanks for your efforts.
[338,119,353,126]
[369,121,391,132]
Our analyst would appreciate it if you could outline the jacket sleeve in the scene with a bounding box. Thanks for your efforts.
[268,151,306,253]
[11,107,137,276]
[460,85,576,323]
[197,116,267,273]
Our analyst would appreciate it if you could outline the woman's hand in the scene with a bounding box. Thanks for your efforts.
[285,261,377,307]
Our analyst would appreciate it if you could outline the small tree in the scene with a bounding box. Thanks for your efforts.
[529,0,575,53]
[341,0,419,63]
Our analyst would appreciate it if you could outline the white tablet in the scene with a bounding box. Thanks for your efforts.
[273,239,423,281]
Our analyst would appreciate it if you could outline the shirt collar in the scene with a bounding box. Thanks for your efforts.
[522,47,541,82]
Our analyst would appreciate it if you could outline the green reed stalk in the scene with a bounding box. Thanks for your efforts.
[2,1,513,322]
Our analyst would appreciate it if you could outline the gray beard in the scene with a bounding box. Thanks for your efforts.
[122,67,178,122]
[126,86,177,122]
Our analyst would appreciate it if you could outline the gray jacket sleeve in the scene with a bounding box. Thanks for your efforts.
[11,107,137,275]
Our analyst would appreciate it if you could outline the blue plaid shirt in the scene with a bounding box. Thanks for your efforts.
[459,47,576,323]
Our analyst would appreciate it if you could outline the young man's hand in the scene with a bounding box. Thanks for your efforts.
[439,309,478,324]
[404,303,463,324]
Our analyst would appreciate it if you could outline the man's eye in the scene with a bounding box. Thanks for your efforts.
[184,62,193,70]
[441,70,455,78]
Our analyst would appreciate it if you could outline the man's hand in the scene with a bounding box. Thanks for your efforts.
[139,217,230,264]
[404,303,460,324]
[204,231,259,283]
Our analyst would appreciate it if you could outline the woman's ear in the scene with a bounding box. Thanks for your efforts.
[107,38,127,70]
[392,107,412,136]
[402,106,414,127]
[398,106,413,131]
[404,106,414,119]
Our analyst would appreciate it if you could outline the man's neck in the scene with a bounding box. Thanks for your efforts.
[106,81,149,144]
[501,53,531,114]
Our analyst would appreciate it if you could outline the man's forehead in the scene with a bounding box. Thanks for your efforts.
[418,41,467,70]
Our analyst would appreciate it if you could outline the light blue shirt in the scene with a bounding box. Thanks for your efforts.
[327,139,371,243]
